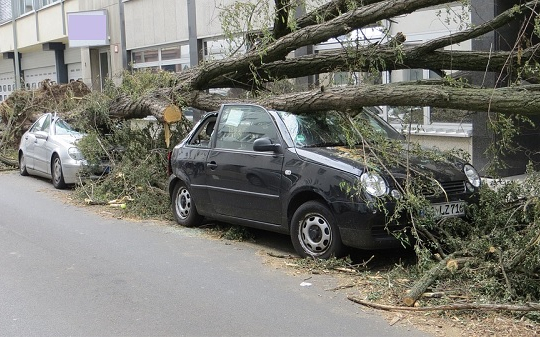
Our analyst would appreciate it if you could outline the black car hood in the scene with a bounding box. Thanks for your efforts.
[295,145,467,182]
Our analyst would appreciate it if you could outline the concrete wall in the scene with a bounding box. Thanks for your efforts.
[409,134,473,158]
[124,0,189,49]
[123,0,268,50]
[78,0,123,81]
[1,0,80,52]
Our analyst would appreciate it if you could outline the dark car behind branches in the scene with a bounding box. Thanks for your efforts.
[167,104,481,259]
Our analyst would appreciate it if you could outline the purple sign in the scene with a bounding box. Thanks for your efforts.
[67,10,108,47]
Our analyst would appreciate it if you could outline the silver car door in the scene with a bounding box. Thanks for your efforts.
[33,115,53,174]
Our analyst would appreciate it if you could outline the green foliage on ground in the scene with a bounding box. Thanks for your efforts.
[72,73,192,219]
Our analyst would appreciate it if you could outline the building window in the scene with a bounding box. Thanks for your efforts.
[35,0,60,10]
[131,44,190,73]
[384,69,473,130]
[161,46,181,61]
[142,49,159,63]
[0,0,12,22]
[17,0,33,16]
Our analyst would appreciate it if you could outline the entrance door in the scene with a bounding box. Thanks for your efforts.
[99,51,110,91]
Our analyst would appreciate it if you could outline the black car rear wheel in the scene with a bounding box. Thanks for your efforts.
[51,155,67,189]
[172,181,203,227]
[19,153,28,176]
[290,201,346,259]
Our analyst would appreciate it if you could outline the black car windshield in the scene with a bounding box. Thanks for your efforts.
[276,108,404,148]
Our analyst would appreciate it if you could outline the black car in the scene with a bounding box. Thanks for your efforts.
[167,104,481,259]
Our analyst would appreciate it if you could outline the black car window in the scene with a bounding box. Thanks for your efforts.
[354,108,405,141]
[215,105,278,150]
[188,117,216,147]
[277,108,404,148]
[277,111,349,147]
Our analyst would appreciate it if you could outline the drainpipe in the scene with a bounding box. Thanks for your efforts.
[187,0,199,66]
[61,0,66,35]
[118,0,128,69]
[11,0,21,89]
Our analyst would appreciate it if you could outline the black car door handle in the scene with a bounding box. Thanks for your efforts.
[207,162,218,170]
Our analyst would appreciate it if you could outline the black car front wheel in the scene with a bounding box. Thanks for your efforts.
[51,155,67,189]
[290,201,346,259]
[172,181,203,227]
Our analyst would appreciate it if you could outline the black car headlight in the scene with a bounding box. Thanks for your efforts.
[463,164,481,188]
[360,171,388,197]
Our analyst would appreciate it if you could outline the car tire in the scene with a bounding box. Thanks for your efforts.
[172,181,203,227]
[290,201,346,259]
[19,152,29,176]
[51,155,67,189]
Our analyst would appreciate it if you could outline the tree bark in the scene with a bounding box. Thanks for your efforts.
[108,89,179,121]
[205,48,539,90]
[402,253,459,307]
[181,82,540,115]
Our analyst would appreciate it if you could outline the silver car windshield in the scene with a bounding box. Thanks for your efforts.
[55,119,80,136]
[277,108,404,148]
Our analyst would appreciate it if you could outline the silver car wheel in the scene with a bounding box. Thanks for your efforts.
[175,187,192,220]
[51,155,66,189]
[53,158,62,183]
[299,214,332,254]
[19,153,28,176]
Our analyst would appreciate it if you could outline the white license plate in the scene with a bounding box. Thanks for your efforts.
[432,201,466,217]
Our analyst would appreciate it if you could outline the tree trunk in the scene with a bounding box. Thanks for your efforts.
[179,82,540,115]
[108,89,181,122]
[402,253,459,307]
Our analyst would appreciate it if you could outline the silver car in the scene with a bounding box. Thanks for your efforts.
[18,113,89,189]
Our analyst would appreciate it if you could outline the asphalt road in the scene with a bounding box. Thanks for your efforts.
[0,171,430,337]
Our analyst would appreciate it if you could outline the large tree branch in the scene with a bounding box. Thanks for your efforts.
[295,0,387,28]
[204,46,540,89]
[199,2,538,90]
[186,82,540,116]
[411,1,538,55]
[187,0,457,90]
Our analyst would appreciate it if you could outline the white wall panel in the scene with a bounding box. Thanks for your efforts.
[64,47,82,64]
[67,62,82,81]
[20,51,55,70]
[0,59,13,73]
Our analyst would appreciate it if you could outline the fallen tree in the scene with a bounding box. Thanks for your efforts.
[106,0,540,122]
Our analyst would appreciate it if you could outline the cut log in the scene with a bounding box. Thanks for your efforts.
[163,105,182,123]
[108,89,180,122]
[402,253,458,307]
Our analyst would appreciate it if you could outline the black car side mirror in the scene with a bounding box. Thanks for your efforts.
[253,137,281,153]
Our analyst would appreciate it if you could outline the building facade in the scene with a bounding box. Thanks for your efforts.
[0,0,536,175]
